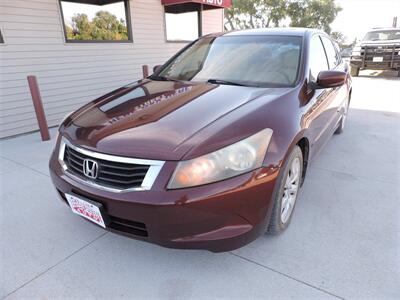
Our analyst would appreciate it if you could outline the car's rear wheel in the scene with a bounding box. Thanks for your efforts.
[335,96,350,134]
[267,146,303,234]
[350,66,359,77]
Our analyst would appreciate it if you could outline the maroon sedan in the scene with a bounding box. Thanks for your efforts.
[49,28,352,252]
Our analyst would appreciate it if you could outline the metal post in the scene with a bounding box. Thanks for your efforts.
[27,75,50,141]
[142,65,149,78]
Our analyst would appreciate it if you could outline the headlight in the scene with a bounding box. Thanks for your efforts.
[168,128,273,189]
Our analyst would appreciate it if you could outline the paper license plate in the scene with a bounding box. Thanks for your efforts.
[66,194,107,228]
[373,57,383,62]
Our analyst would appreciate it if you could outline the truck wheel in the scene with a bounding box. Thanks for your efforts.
[350,66,359,77]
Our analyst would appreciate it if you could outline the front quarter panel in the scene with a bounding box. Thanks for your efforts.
[181,87,305,171]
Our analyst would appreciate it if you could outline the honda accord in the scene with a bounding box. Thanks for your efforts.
[49,28,352,252]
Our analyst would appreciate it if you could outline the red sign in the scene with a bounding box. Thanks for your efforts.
[161,0,232,8]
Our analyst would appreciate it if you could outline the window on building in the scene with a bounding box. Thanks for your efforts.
[59,0,132,42]
[0,29,4,43]
[164,4,201,42]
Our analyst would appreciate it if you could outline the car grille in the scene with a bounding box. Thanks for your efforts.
[361,44,400,65]
[63,145,150,190]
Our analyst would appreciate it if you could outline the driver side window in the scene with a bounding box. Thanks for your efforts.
[309,35,329,82]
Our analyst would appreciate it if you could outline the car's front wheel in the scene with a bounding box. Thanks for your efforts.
[267,146,303,234]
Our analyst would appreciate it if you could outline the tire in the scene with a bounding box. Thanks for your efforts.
[335,96,350,134]
[267,146,303,234]
[350,66,359,77]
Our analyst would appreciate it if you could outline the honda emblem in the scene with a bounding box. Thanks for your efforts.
[83,159,99,179]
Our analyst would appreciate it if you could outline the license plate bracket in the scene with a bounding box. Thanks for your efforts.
[65,193,109,228]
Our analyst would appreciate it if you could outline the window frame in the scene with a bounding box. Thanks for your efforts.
[163,5,202,43]
[58,0,133,43]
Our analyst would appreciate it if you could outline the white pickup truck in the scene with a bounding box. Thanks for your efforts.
[350,28,400,77]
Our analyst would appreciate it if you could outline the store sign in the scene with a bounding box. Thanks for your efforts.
[202,0,224,6]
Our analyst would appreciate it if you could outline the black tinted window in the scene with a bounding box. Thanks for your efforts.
[309,36,329,81]
[321,36,339,69]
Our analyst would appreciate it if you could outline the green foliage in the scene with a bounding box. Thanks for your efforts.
[288,0,342,33]
[65,11,128,41]
[225,0,342,34]
[225,0,287,30]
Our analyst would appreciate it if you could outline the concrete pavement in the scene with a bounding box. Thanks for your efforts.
[1,70,399,299]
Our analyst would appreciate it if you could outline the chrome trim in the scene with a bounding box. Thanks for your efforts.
[59,137,165,193]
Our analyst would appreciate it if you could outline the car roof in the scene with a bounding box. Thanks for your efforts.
[220,27,324,37]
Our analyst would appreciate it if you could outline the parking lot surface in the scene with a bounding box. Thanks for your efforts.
[1,70,399,300]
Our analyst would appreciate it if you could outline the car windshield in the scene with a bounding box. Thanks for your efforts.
[156,35,302,87]
[363,30,400,41]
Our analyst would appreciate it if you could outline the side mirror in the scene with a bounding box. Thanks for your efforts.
[153,65,162,73]
[313,70,347,89]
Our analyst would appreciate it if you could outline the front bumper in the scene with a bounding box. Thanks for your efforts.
[49,149,280,252]
[351,44,400,70]
[351,58,399,70]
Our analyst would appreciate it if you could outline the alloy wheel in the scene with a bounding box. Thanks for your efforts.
[280,157,301,224]
[341,100,349,129]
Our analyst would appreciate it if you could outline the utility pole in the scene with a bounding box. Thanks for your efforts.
[393,16,397,28]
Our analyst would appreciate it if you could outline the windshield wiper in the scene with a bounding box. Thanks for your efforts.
[206,78,252,87]
[149,75,180,82]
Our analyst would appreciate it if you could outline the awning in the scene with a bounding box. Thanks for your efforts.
[162,0,232,9]
[61,0,124,4]
[62,0,231,9]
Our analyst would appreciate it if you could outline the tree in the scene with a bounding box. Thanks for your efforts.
[288,0,342,33]
[224,0,341,34]
[225,0,288,30]
[69,13,93,40]
[66,11,128,40]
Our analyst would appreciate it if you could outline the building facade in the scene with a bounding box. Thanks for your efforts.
[0,0,229,138]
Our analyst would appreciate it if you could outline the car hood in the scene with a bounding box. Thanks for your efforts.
[62,79,290,161]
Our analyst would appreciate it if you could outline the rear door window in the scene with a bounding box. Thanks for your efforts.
[321,36,339,69]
